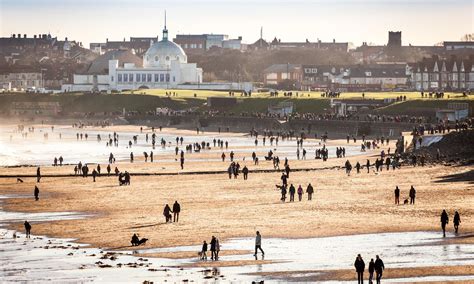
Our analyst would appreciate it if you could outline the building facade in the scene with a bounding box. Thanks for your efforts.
[64,23,203,92]
[174,34,242,52]
[411,56,474,91]
[0,72,42,90]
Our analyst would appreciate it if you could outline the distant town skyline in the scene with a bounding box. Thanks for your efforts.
[1,0,472,47]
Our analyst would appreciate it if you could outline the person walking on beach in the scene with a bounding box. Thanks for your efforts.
[366,159,370,173]
[36,167,41,183]
[453,211,461,234]
[180,151,185,170]
[24,221,31,238]
[374,255,384,284]
[242,166,249,180]
[107,164,111,176]
[172,201,181,222]
[409,186,416,204]
[368,258,375,284]
[306,183,314,200]
[34,185,39,201]
[254,231,264,257]
[394,186,400,205]
[441,209,449,237]
[163,204,173,223]
[297,185,303,201]
[215,237,220,260]
[92,169,98,182]
[354,254,365,284]
[210,236,217,261]
[289,184,296,202]
[201,240,208,260]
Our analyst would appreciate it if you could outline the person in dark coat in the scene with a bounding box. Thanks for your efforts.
[354,254,365,284]
[201,241,208,260]
[24,220,31,238]
[366,159,370,173]
[281,173,288,186]
[92,169,98,182]
[210,236,217,261]
[409,186,416,204]
[36,167,41,183]
[172,201,181,222]
[374,255,384,284]
[368,258,375,284]
[306,183,314,200]
[441,209,449,237]
[453,211,461,234]
[34,185,39,201]
[289,184,296,202]
[163,204,173,223]
[242,166,249,180]
[394,186,400,205]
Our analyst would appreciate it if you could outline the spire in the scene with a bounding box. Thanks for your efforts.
[162,10,169,41]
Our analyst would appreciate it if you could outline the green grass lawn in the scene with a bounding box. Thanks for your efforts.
[1,90,472,115]
[123,89,473,101]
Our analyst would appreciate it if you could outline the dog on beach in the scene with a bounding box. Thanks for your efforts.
[404,199,409,205]
[17,178,24,183]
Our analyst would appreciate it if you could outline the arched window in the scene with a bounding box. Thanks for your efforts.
[176,56,180,60]
[155,56,158,61]
[165,56,170,61]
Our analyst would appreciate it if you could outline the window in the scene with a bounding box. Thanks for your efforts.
[111,76,114,82]
[142,74,146,81]
[154,74,159,82]
[123,73,128,82]
[173,76,175,82]
[199,44,202,49]
[129,73,133,82]
[184,44,188,48]
[136,74,140,82]
[166,56,170,61]
[166,74,170,82]
[176,56,180,60]
[118,74,122,82]
[147,74,152,82]
[155,56,158,61]
[160,74,164,82]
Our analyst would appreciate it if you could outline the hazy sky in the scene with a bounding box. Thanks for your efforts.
[1,0,472,47]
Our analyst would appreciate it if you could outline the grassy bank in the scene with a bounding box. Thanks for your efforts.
[0,91,472,115]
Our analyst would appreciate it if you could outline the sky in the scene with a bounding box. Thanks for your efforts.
[0,0,472,48]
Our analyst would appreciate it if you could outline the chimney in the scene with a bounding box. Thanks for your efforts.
[333,38,335,43]
[24,34,27,38]
[12,34,16,38]
[106,38,108,42]
[17,33,21,38]
[34,35,37,39]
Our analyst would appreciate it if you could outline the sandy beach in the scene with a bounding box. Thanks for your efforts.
[1,124,473,282]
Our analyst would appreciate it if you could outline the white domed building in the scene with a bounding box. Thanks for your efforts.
[108,23,202,90]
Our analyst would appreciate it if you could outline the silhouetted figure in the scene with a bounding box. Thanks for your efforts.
[36,167,41,183]
[172,201,181,222]
[210,236,217,261]
[409,186,416,204]
[374,255,384,284]
[453,211,461,234]
[394,186,400,205]
[368,258,375,284]
[441,209,449,237]
[201,241,208,260]
[306,183,314,200]
[254,231,264,257]
[34,186,39,201]
[242,166,249,180]
[163,204,173,223]
[24,221,31,238]
[354,254,365,284]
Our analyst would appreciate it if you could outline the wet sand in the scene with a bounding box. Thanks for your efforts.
[1,125,474,282]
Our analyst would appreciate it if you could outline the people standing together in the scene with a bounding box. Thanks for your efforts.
[355,254,385,284]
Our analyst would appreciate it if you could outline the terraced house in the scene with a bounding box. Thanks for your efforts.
[411,56,474,91]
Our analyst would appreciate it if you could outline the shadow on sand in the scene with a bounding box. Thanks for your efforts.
[435,169,474,184]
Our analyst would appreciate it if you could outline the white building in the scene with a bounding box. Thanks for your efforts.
[63,22,203,92]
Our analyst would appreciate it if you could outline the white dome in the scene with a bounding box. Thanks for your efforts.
[143,39,187,68]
